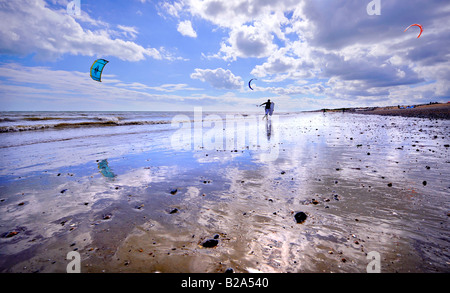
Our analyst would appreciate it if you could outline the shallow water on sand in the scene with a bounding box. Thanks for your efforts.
[0,112,448,273]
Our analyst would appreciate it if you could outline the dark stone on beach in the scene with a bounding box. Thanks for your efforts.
[170,189,178,195]
[422,181,427,186]
[169,208,178,214]
[102,213,112,220]
[426,166,430,170]
[311,199,319,205]
[3,231,19,238]
[444,144,449,148]
[281,171,286,175]
[60,189,68,194]
[294,212,307,224]
[213,234,219,239]
[202,239,219,248]
[225,268,234,274]
[387,183,392,187]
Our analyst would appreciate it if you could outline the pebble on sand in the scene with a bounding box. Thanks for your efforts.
[201,239,219,248]
[4,231,19,238]
[102,213,112,220]
[170,189,178,195]
[294,212,307,224]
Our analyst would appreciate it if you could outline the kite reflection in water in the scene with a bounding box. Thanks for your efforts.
[97,159,116,178]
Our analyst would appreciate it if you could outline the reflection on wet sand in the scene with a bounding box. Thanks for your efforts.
[0,113,449,273]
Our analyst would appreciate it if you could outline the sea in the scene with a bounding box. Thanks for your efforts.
[0,110,285,177]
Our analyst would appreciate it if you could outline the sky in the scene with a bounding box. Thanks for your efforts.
[0,0,449,112]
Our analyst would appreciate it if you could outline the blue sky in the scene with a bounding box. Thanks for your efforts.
[0,0,449,111]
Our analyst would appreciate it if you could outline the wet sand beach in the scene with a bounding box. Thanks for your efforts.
[0,111,449,273]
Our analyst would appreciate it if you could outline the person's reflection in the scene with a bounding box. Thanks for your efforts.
[265,119,272,141]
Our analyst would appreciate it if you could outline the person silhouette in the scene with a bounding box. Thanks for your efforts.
[259,99,272,120]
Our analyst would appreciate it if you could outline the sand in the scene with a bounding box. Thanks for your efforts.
[0,112,449,273]
[355,103,450,120]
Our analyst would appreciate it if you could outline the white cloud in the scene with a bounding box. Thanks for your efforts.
[163,0,295,62]
[177,20,197,38]
[116,25,139,40]
[218,24,277,61]
[158,1,185,19]
[186,0,296,29]
[0,0,164,61]
[190,68,243,90]
[115,82,201,92]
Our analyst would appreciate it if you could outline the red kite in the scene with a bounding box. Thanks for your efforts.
[404,24,423,38]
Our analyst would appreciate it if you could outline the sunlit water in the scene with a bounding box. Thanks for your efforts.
[0,111,448,272]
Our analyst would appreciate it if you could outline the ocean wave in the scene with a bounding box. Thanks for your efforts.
[0,118,16,122]
[1,115,123,123]
[0,120,173,133]
[22,117,64,121]
[93,116,124,123]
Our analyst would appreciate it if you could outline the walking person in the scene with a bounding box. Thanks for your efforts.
[259,99,273,120]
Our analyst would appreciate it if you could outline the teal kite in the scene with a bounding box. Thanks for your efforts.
[90,59,109,82]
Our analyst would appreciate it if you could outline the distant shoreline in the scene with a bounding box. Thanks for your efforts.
[314,102,450,120]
